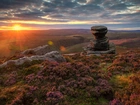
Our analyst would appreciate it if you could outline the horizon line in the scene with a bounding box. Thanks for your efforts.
[0,28,140,31]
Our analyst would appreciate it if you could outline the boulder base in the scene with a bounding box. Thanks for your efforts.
[86,43,115,55]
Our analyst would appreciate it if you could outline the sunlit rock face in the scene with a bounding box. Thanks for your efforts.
[21,45,52,55]
[0,46,66,68]
[84,26,116,54]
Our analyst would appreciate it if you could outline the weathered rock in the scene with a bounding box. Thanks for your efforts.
[90,26,109,51]
[21,45,53,55]
[86,37,109,51]
[83,26,116,54]
[91,26,108,39]
[86,43,115,54]
[0,51,66,68]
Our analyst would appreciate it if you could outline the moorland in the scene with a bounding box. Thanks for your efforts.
[0,29,140,57]
[0,29,140,105]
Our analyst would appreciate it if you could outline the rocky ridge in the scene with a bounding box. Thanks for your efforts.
[0,45,66,68]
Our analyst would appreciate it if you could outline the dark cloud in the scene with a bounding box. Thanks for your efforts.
[0,0,42,9]
[79,4,102,12]
[0,0,139,30]
[103,0,119,7]
[77,0,87,3]
[50,14,65,18]
[43,7,56,13]
[87,0,104,5]
[43,0,78,9]
[127,0,140,4]
[108,3,127,10]
[14,10,44,19]
[43,0,79,14]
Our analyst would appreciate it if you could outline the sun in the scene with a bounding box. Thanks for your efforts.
[12,24,23,31]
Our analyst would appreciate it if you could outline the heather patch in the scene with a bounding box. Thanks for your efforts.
[0,51,140,105]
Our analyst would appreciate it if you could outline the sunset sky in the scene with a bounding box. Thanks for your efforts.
[0,0,140,30]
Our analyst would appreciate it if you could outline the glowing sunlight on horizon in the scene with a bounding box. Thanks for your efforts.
[12,24,22,31]
[12,24,31,31]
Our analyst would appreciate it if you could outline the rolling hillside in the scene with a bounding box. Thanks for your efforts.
[0,29,140,57]
[0,50,140,105]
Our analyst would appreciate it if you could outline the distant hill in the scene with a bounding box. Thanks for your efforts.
[0,29,140,57]
[108,30,140,33]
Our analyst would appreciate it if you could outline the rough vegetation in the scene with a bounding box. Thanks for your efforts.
[0,50,140,105]
[0,30,140,105]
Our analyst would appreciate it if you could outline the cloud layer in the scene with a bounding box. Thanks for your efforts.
[0,0,140,30]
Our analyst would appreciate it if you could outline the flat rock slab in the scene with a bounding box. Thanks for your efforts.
[87,49,115,54]
[91,26,107,31]
[91,26,108,39]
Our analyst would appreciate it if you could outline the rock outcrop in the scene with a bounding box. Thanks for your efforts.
[84,26,116,54]
[21,45,53,55]
[0,48,66,68]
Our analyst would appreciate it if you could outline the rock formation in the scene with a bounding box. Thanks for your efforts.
[21,45,54,55]
[84,26,115,54]
[0,46,66,68]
